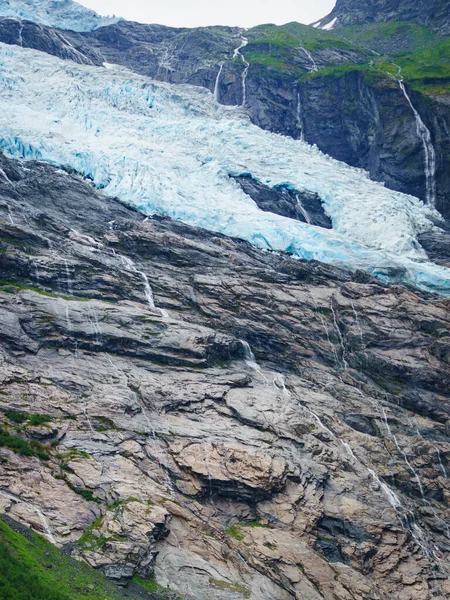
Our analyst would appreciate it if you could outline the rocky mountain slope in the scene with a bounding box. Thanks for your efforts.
[315,0,450,35]
[1,2,449,217]
[1,151,450,599]
[0,2,450,599]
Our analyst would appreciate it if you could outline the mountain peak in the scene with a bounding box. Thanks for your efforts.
[313,0,450,34]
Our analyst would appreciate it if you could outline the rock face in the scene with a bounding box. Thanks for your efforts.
[0,14,449,217]
[1,153,450,599]
[316,0,450,35]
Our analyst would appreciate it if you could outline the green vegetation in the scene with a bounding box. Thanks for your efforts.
[247,22,354,51]
[242,519,270,528]
[0,429,50,460]
[226,524,244,541]
[0,516,129,599]
[131,574,161,593]
[0,280,90,302]
[3,410,53,427]
[209,578,250,598]
[395,37,450,94]
[338,21,438,54]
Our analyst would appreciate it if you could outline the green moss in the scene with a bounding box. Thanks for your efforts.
[0,280,91,302]
[3,410,53,427]
[0,429,50,460]
[337,21,438,54]
[0,516,130,599]
[67,484,101,505]
[242,519,269,528]
[131,574,161,593]
[226,524,244,541]
[209,578,250,598]
[77,517,104,549]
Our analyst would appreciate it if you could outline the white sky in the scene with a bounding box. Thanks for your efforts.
[78,0,336,29]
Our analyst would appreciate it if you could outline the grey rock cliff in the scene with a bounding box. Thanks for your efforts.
[1,153,450,599]
[316,0,450,35]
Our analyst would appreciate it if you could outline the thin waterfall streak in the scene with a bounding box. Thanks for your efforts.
[399,80,437,207]
[330,298,348,370]
[300,46,318,72]
[351,299,368,364]
[295,194,311,224]
[63,259,73,295]
[17,20,24,47]
[296,92,305,141]
[213,63,223,103]
[240,339,268,383]
[0,489,56,544]
[306,406,403,511]
[233,37,249,107]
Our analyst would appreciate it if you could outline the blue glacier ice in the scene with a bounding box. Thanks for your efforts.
[0,0,121,32]
[0,43,449,295]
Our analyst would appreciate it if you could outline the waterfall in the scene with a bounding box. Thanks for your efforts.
[233,37,250,107]
[213,63,223,103]
[300,46,318,72]
[350,300,368,364]
[295,194,312,224]
[0,489,56,544]
[296,92,305,141]
[399,80,437,207]
[17,20,23,47]
[330,299,348,370]
[63,259,73,295]
[240,339,268,383]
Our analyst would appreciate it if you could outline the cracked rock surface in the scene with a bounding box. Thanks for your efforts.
[0,153,450,599]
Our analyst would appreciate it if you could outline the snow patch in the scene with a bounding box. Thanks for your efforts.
[322,17,338,31]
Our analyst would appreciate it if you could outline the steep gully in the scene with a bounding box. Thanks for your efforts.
[0,154,450,599]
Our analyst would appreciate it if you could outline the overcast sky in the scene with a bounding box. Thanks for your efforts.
[78,0,336,29]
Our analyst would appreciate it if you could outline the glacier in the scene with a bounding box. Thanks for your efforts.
[0,42,449,295]
[0,0,121,32]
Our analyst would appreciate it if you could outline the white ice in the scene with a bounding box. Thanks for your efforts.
[0,0,121,32]
[0,43,449,295]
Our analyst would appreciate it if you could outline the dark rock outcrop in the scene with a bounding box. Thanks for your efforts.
[230,174,332,229]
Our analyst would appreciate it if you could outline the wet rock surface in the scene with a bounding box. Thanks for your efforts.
[1,153,450,599]
[230,174,332,229]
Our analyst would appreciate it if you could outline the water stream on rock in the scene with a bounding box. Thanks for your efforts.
[398,80,437,207]
[213,63,223,103]
[300,46,318,72]
[240,340,268,383]
[233,37,250,107]
[330,298,348,370]
[296,92,305,141]
[295,194,312,224]
[0,489,56,544]
[119,255,169,318]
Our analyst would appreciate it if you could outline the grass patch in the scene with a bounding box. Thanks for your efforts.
[0,429,50,460]
[0,516,130,599]
[226,524,244,541]
[131,574,161,593]
[0,280,91,302]
[3,410,52,427]
[209,578,250,598]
